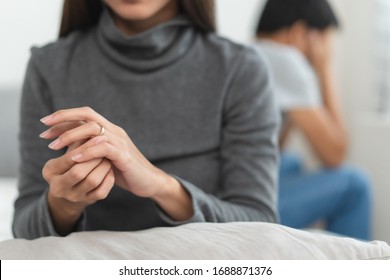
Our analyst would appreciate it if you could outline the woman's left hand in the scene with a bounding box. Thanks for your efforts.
[40,107,173,199]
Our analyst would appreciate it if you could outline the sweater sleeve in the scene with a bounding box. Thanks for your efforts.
[158,47,280,225]
[12,52,85,239]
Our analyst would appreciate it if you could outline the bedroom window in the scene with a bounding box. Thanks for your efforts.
[375,0,390,114]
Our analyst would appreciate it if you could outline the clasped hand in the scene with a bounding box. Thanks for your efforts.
[40,107,172,212]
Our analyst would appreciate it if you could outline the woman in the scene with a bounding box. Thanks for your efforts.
[255,0,372,240]
[13,0,279,239]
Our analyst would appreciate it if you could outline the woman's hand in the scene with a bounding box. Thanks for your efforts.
[41,121,115,235]
[40,107,194,221]
[41,107,168,198]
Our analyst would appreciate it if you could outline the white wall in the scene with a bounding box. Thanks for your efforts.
[329,1,390,243]
[337,1,390,243]
[0,0,63,88]
[314,1,390,243]
[216,0,264,43]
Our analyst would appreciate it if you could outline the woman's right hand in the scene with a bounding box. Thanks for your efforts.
[42,126,115,235]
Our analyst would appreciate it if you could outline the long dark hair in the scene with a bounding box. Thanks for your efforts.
[59,0,216,38]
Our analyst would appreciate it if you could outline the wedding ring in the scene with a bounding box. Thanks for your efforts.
[99,125,105,136]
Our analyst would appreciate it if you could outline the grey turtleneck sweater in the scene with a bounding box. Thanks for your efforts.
[13,8,279,239]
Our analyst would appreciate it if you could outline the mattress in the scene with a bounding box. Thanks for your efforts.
[0,222,389,260]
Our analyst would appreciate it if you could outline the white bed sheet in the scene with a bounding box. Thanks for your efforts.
[0,178,17,241]
[1,222,389,260]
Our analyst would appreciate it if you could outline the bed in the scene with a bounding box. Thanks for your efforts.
[1,176,390,260]
[0,221,389,260]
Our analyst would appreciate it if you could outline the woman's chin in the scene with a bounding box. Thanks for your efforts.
[112,7,156,21]
[105,0,176,22]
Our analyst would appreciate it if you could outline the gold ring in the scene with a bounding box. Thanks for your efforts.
[99,126,105,136]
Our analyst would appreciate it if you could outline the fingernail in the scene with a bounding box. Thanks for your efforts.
[40,115,53,124]
[48,138,61,149]
[71,154,82,161]
[39,130,50,139]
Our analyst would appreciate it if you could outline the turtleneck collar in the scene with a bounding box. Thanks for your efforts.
[96,6,195,72]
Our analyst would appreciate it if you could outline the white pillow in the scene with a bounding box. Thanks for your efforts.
[0,222,389,260]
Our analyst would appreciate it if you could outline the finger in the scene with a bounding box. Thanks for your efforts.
[46,158,102,200]
[67,139,88,153]
[40,107,110,128]
[39,121,85,139]
[73,159,112,195]
[86,168,115,202]
[60,158,103,189]
[48,121,109,150]
[71,142,129,171]
[43,137,109,178]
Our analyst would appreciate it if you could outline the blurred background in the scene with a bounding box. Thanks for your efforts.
[0,0,389,242]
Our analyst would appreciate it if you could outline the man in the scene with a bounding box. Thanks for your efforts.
[255,0,372,240]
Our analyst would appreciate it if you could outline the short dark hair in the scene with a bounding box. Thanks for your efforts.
[256,0,339,34]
